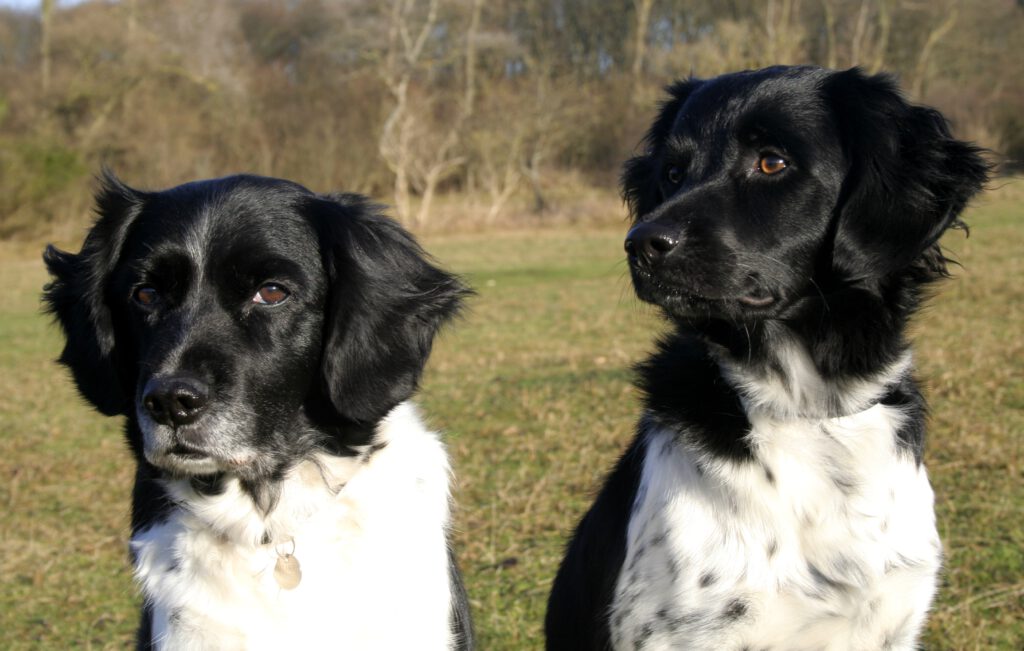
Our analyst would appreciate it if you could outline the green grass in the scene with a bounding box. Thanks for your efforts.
[1,186,1021,649]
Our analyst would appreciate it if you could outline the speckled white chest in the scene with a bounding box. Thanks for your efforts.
[131,403,458,650]
[609,404,942,651]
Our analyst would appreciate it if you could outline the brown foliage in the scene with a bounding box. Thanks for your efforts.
[0,0,1020,236]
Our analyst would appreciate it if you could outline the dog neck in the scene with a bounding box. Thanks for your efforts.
[713,330,914,420]
[160,450,369,548]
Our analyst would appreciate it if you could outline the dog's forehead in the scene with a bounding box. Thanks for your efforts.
[674,67,830,136]
[124,178,321,268]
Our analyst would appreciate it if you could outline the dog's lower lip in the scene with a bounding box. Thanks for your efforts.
[631,268,720,304]
[738,294,774,307]
[631,267,687,295]
[169,445,209,460]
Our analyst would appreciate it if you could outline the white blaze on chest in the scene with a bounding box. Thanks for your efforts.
[131,403,457,650]
[610,404,941,651]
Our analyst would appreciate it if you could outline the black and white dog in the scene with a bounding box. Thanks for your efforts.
[546,66,987,650]
[44,173,473,649]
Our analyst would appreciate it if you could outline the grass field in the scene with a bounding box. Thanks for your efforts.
[1,185,1021,649]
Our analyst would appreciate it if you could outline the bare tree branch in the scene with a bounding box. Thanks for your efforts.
[912,4,958,98]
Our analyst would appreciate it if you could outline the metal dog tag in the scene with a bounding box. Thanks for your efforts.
[274,554,302,590]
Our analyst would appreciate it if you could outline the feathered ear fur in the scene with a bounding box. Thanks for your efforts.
[621,78,704,220]
[43,170,146,415]
[823,68,989,279]
[309,194,469,430]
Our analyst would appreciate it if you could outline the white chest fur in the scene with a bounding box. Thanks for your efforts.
[131,403,457,650]
[610,404,942,651]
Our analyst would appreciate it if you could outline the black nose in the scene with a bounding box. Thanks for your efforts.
[142,376,210,427]
[625,223,679,267]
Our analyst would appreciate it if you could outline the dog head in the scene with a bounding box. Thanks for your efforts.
[622,66,988,327]
[44,173,467,481]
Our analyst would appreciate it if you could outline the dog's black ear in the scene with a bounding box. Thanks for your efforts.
[311,194,469,429]
[43,170,146,415]
[824,68,989,279]
[622,78,703,220]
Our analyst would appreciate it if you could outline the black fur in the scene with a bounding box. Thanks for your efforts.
[546,66,987,648]
[619,67,988,384]
[545,436,648,650]
[636,334,753,461]
[449,549,477,651]
[44,172,472,645]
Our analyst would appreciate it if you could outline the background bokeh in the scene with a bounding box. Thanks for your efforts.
[0,0,1021,235]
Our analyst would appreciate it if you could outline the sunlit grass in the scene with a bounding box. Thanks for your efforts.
[1,184,1020,649]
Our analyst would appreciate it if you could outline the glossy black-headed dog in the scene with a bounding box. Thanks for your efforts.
[45,173,473,650]
[546,66,987,650]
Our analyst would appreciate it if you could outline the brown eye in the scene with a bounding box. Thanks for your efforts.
[666,165,684,185]
[758,155,788,175]
[253,283,289,306]
[133,286,158,306]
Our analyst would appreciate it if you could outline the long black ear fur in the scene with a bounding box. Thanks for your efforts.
[621,78,704,220]
[311,194,469,429]
[43,170,145,416]
[824,68,989,279]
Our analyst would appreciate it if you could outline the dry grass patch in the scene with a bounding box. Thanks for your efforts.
[1,184,1020,649]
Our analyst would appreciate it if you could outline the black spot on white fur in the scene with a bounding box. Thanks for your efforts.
[665,554,681,582]
[804,562,850,603]
[722,599,748,621]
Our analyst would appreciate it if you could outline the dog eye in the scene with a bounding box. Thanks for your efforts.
[253,283,290,306]
[758,155,788,175]
[133,286,159,307]
[665,165,684,185]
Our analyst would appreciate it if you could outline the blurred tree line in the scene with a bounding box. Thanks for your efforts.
[0,0,1020,235]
